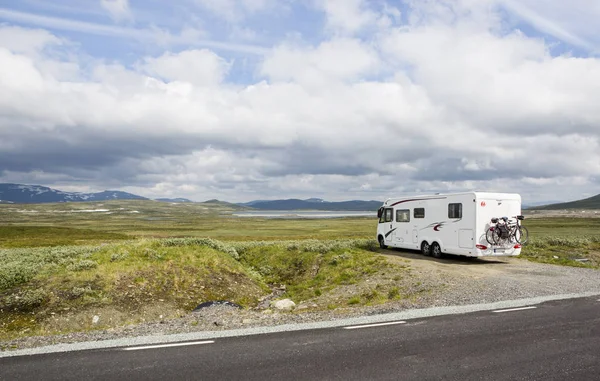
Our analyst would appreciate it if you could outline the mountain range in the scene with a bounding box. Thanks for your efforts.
[2,183,598,210]
[0,183,147,204]
[239,198,382,211]
[526,194,600,210]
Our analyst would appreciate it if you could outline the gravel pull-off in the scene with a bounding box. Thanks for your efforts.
[2,253,599,353]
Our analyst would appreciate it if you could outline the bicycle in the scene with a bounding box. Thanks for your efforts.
[485,215,528,246]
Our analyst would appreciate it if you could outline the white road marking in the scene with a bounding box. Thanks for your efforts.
[492,306,537,313]
[343,321,406,330]
[123,340,215,351]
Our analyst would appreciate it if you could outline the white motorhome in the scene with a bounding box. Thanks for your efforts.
[376,192,523,258]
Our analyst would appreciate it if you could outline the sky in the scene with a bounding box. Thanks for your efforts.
[0,0,599,203]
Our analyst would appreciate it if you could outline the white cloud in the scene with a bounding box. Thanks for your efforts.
[140,49,232,86]
[501,0,595,51]
[0,8,266,54]
[500,0,600,52]
[193,0,283,22]
[1,1,600,203]
[317,0,379,35]
[260,38,381,85]
[0,25,61,55]
[100,0,132,22]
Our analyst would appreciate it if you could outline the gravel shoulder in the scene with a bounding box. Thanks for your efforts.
[2,250,600,352]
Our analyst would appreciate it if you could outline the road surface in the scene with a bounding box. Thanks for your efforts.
[2,296,599,380]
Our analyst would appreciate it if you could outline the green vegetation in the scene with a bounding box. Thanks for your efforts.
[0,226,129,248]
[520,217,600,268]
[0,238,407,340]
[1,200,599,342]
[0,200,376,245]
[236,239,399,304]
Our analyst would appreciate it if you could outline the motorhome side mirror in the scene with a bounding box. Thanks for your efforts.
[377,207,383,218]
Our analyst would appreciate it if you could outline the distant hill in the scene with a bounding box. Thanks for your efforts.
[241,198,382,211]
[0,183,148,204]
[155,198,193,203]
[529,194,600,210]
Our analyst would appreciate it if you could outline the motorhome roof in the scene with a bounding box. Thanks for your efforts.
[383,192,521,205]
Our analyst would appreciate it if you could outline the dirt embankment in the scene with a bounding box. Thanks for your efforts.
[3,249,599,352]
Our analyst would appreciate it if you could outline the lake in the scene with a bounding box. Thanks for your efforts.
[232,211,376,219]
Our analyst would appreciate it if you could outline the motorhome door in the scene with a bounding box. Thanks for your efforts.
[379,207,394,243]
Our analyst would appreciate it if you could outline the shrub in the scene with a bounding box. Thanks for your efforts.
[143,248,164,261]
[1,289,48,312]
[0,264,40,291]
[67,260,98,272]
[70,286,92,299]
[110,251,130,262]
[161,238,240,260]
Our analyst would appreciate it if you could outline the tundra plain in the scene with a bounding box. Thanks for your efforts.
[0,200,599,345]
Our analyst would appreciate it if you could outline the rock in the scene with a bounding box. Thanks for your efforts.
[193,300,242,311]
[271,299,296,311]
[262,309,273,314]
[296,302,318,311]
[242,319,254,324]
[92,315,100,324]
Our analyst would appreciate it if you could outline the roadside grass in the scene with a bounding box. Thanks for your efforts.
[520,217,600,268]
[0,239,266,340]
[0,238,410,340]
[520,236,600,268]
[235,239,406,305]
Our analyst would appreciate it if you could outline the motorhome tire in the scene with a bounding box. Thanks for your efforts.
[421,241,431,256]
[431,242,442,258]
[378,236,386,249]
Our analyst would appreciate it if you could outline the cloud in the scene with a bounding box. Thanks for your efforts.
[140,49,232,86]
[317,0,379,35]
[0,8,267,54]
[192,0,283,22]
[1,1,600,203]
[100,0,132,22]
[500,0,595,51]
[0,25,61,55]
[260,38,381,85]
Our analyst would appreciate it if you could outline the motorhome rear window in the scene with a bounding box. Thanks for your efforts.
[396,209,410,222]
[448,203,462,219]
[414,208,425,218]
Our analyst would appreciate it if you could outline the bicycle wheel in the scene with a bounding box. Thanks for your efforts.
[516,226,529,244]
[485,227,495,245]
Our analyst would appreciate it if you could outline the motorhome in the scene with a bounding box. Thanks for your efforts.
[376,192,523,258]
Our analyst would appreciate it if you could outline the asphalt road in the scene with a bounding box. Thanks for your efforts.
[2,296,600,381]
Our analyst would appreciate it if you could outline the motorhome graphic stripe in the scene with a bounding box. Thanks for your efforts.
[390,197,446,206]
[385,228,397,238]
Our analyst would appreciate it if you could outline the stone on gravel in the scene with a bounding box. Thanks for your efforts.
[193,300,242,311]
[92,315,99,325]
[271,299,296,311]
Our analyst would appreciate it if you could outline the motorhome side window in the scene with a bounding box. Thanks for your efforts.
[380,208,393,223]
[396,209,410,222]
[448,203,462,219]
[414,208,425,218]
